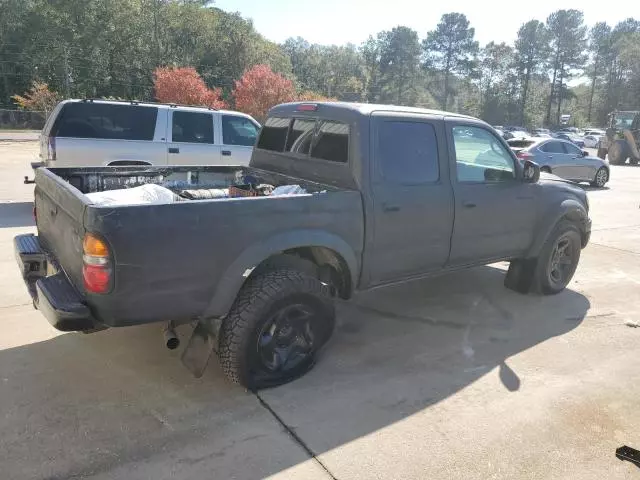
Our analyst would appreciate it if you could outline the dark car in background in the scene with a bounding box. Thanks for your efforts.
[507,137,609,187]
[554,132,585,148]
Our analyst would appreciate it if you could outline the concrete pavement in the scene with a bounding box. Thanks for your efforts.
[1,142,640,479]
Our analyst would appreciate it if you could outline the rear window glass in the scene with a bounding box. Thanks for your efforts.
[507,140,535,148]
[285,119,314,154]
[257,117,289,151]
[310,120,349,163]
[539,141,564,153]
[53,103,157,140]
[378,121,439,183]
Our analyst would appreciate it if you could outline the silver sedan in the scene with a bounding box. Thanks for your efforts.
[507,137,610,187]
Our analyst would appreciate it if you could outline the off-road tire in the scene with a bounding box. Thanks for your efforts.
[532,220,582,295]
[591,167,609,188]
[218,268,335,389]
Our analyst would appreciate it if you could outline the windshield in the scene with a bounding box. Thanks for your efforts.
[614,112,637,129]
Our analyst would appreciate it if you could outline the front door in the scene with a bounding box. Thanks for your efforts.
[447,121,536,266]
[219,114,260,166]
[561,141,592,180]
[367,114,454,285]
[167,110,221,165]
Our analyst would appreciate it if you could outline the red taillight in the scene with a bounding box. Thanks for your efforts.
[47,136,56,161]
[517,151,534,161]
[83,264,111,294]
[82,233,111,294]
[296,103,318,112]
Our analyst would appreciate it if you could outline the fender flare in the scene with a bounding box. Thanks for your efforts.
[203,229,359,318]
[525,199,588,258]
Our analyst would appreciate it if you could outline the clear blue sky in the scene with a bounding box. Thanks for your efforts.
[214,0,639,46]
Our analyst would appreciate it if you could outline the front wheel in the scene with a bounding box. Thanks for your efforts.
[591,167,609,187]
[533,221,582,294]
[218,268,335,389]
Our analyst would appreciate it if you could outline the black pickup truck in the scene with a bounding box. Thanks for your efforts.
[15,102,591,388]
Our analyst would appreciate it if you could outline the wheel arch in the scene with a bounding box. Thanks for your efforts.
[526,200,589,258]
[203,230,358,318]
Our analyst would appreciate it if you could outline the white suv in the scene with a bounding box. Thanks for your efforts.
[36,99,261,168]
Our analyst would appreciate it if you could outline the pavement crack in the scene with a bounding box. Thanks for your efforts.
[255,392,339,480]
[351,303,467,329]
[590,242,640,256]
[0,302,31,309]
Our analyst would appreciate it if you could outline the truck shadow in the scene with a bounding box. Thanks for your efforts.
[0,264,590,479]
[0,201,34,228]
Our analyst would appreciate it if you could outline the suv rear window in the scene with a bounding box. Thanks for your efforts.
[257,116,349,163]
[53,103,158,140]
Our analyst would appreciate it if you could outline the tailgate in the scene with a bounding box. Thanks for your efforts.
[34,168,88,291]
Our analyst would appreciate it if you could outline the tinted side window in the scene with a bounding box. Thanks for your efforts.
[54,103,158,140]
[562,142,581,155]
[540,141,564,153]
[172,111,213,144]
[285,119,315,155]
[310,120,349,163]
[378,121,439,183]
[257,117,289,151]
[222,115,258,146]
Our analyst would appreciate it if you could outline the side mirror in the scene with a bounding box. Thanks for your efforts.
[522,159,540,183]
[582,150,589,157]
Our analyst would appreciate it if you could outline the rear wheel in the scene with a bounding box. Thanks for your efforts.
[591,167,609,187]
[218,268,335,389]
[630,158,639,166]
[597,148,607,160]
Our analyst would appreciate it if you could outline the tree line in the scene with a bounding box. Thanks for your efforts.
[1,0,639,127]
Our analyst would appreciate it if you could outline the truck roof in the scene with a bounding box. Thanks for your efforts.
[269,101,477,121]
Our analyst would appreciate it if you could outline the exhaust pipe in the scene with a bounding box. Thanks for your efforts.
[163,322,180,350]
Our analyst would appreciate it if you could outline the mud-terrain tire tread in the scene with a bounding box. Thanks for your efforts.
[218,268,334,388]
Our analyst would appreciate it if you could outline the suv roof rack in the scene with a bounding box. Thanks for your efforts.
[80,98,219,110]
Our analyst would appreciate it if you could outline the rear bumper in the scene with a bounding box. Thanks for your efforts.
[24,162,44,184]
[14,234,97,332]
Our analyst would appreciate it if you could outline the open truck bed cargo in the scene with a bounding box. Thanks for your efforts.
[26,165,363,330]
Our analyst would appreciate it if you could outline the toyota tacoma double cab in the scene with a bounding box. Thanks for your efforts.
[15,102,591,389]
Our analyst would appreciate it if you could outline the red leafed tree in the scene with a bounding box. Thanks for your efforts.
[153,67,227,109]
[232,65,296,122]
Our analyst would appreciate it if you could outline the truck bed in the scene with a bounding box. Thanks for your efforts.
[33,165,364,328]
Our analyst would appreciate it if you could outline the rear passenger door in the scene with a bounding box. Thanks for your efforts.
[167,110,221,165]
[219,114,260,165]
[368,114,454,284]
[538,140,565,174]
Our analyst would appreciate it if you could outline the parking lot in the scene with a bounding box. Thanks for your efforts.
[2,140,640,479]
